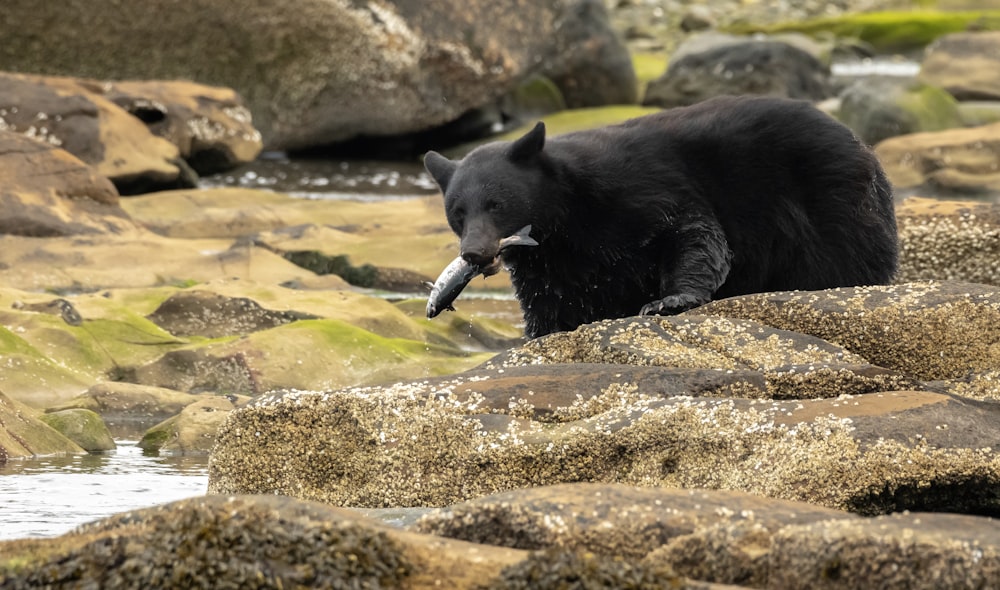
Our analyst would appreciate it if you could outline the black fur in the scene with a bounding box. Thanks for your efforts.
[424,96,899,339]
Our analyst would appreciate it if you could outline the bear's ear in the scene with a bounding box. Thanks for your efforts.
[423,151,457,191]
[508,121,546,162]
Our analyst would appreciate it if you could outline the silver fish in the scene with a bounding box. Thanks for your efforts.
[426,225,538,319]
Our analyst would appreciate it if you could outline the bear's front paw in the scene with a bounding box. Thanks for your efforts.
[640,293,706,316]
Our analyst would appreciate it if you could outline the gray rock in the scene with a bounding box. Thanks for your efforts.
[643,37,832,108]
[0,1,636,151]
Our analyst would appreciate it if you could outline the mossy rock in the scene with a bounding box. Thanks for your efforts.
[128,318,494,395]
[39,409,115,452]
[727,11,1000,53]
[837,80,963,145]
[138,395,247,454]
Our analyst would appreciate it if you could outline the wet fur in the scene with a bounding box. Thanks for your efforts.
[424,95,899,338]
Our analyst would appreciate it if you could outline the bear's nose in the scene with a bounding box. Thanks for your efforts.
[461,249,495,267]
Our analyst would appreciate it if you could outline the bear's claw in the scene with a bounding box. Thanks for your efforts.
[639,293,705,316]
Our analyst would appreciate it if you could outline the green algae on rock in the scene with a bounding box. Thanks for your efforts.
[138,395,248,455]
[38,409,115,452]
[726,10,1000,53]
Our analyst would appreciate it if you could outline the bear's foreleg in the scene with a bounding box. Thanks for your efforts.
[640,215,732,316]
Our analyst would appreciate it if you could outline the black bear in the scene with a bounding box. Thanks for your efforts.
[424,95,898,339]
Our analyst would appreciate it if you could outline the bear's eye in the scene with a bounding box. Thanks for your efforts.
[484,200,502,212]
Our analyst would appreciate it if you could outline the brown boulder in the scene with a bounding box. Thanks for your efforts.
[138,395,249,455]
[875,121,1000,194]
[49,382,202,438]
[103,79,262,174]
[0,130,138,236]
[918,31,1000,101]
[0,72,192,195]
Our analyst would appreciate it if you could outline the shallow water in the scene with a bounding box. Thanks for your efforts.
[200,153,439,201]
[0,441,209,540]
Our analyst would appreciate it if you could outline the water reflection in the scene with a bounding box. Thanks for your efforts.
[0,442,208,540]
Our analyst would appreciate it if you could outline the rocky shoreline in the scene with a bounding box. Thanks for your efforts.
[2,1,1000,588]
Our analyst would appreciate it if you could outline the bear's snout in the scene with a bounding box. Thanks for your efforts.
[460,247,497,267]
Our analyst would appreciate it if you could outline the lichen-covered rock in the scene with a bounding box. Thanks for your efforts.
[769,512,1000,589]
[918,31,1000,101]
[0,1,635,151]
[0,72,193,195]
[38,409,115,452]
[0,130,138,237]
[138,395,247,454]
[875,121,1000,194]
[895,198,1000,287]
[694,281,1000,381]
[0,392,85,460]
[0,495,526,589]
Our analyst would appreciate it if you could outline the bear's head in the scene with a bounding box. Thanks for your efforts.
[424,122,554,267]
